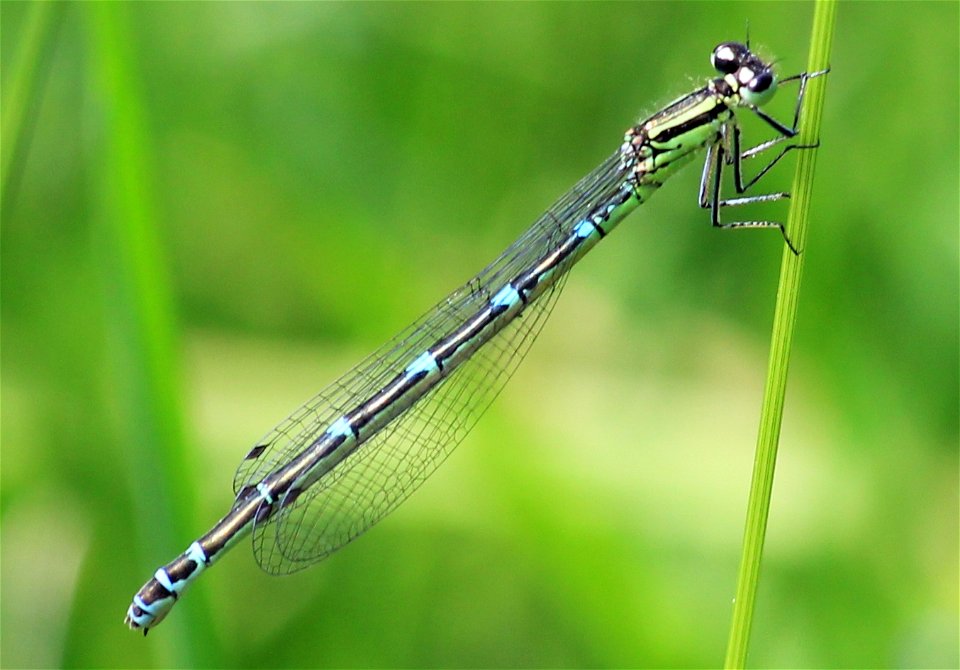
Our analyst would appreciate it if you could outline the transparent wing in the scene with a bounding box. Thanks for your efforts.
[232,149,628,495]
[252,273,567,573]
[229,148,632,573]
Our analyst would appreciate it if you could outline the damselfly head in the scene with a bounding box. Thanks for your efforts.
[712,42,778,107]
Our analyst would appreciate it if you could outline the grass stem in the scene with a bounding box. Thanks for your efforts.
[724,2,837,667]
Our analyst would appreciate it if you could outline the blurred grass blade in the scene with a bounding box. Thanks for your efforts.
[1,1,63,214]
[84,3,217,662]
[724,1,837,667]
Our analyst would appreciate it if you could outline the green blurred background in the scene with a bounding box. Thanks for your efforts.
[2,2,957,668]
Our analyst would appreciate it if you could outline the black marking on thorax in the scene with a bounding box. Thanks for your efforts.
[650,101,727,145]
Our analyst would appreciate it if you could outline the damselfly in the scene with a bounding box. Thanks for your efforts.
[126,40,827,634]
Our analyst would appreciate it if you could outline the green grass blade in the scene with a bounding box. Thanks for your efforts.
[84,3,218,663]
[1,1,63,213]
[724,2,837,667]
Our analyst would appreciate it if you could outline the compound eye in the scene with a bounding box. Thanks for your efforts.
[712,42,746,74]
[740,67,778,106]
[749,70,774,94]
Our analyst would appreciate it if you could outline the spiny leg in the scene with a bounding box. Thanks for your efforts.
[698,68,829,254]
[732,67,830,189]
[730,126,820,193]
[730,67,830,190]
[749,67,830,138]
[699,128,799,254]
